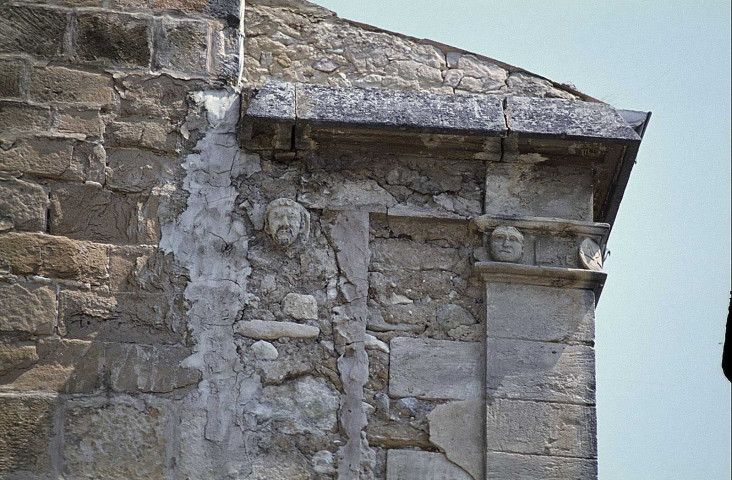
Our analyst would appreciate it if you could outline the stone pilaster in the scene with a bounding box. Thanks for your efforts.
[475,262,605,479]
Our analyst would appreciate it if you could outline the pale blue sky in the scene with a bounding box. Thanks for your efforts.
[311,1,732,478]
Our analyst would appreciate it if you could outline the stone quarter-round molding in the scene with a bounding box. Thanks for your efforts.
[474,261,607,301]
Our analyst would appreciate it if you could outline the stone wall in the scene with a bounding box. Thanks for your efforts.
[0,0,635,478]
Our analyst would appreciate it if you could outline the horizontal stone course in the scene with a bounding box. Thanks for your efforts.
[0,232,108,283]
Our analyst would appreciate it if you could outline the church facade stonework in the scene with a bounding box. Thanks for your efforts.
[0,1,649,479]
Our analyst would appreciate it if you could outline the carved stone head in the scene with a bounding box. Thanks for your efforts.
[489,226,524,263]
[264,198,310,248]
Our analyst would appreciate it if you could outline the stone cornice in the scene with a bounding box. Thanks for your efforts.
[240,82,650,227]
[474,261,607,300]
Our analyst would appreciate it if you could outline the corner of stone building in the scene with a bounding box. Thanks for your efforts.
[1,0,647,479]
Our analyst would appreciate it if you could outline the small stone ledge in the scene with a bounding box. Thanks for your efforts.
[474,261,606,300]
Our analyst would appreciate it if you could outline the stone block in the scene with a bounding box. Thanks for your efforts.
[0,175,48,231]
[485,282,595,343]
[0,341,39,376]
[154,18,208,73]
[427,398,484,479]
[59,290,184,344]
[104,342,199,393]
[281,293,318,320]
[118,73,204,120]
[0,5,67,58]
[106,120,178,152]
[0,282,56,335]
[63,399,169,479]
[485,452,597,479]
[0,102,52,135]
[235,319,320,340]
[0,394,56,475]
[0,59,23,98]
[386,450,472,480]
[389,337,482,400]
[106,148,178,193]
[30,66,115,106]
[0,137,105,182]
[506,96,640,143]
[254,376,339,435]
[486,398,597,458]
[50,183,160,244]
[485,162,594,221]
[2,338,102,393]
[108,244,172,292]
[0,232,108,284]
[57,107,104,137]
[75,12,152,68]
[486,338,595,404]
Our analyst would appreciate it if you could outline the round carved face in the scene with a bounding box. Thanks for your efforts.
[268,206,302,247]
[489,226,524,263]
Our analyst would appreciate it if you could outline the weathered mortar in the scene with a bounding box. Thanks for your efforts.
[0,0,648,478]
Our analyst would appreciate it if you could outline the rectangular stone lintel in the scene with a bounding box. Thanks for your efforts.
[475,261,606,301]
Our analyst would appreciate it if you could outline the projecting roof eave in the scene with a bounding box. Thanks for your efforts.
[240,81,651,228]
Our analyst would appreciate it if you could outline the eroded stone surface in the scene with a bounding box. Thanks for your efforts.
[427,398,484,479]
[485,452,598,480]
[485,283,595,343]
[486,398,597,458]
[281,292,318,319]
[389,337,482,400]
[0,281,56,335]
[386,450,472,480]
[0,394,56,475]
[63,399,169,479]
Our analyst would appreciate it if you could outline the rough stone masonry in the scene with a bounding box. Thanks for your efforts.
[0,0,650,478]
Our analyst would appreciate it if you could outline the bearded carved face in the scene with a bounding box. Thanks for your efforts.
[489,226,524,263]
[264,199,310,248]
